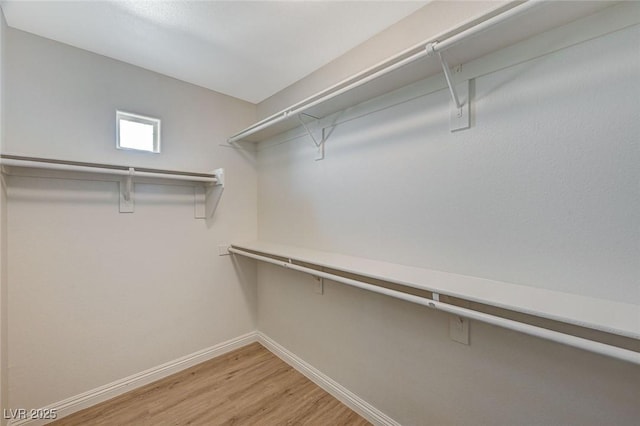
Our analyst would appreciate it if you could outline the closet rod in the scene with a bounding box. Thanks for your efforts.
[228,0,542,143]
[228,247,640,365]
[228,47,430,143]
[0,155,219,183]
[427,0,542,53]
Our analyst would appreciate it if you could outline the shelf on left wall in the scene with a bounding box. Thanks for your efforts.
[0,154,225,218]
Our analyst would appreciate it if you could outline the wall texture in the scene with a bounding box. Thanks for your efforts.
[256,16,640,426]
[0,7,8,423]
[5,28,258,409]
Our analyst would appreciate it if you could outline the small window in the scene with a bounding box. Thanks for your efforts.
[116,111,161,153]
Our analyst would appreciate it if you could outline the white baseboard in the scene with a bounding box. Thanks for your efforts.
[257,332,400,426]
[9,331,396,426]
[8,332,258,426]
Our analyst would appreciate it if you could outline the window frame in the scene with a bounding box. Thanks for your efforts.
[116,110,161,154]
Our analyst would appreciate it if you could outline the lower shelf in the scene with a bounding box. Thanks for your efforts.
[229,241,639,364]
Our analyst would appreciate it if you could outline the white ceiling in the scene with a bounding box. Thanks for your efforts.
[0,0,428,103]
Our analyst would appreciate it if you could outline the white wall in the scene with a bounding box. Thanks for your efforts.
[0,7,8,424]
[4,28,258,410]
[256,18,640,426]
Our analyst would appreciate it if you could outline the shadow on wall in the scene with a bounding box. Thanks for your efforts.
[230,254,258,325]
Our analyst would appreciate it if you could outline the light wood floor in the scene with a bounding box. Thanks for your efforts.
[50,342,370,425]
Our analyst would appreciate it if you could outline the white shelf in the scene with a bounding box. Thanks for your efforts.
[231,241,640,340]
[228,1,615,144]
[1,155,225,218]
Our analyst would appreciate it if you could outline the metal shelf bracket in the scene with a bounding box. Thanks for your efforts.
[203,168,225,219]
[119,167,135,213]
[195,168,225,219]
[426,42,471,132]
[297,113,326,161]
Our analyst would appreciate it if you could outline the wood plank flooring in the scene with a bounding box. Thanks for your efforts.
[50,342,370,425]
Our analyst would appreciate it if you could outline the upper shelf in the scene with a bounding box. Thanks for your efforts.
[0,154,221,183]
[228,1,617,144]
[1,154,225,218]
